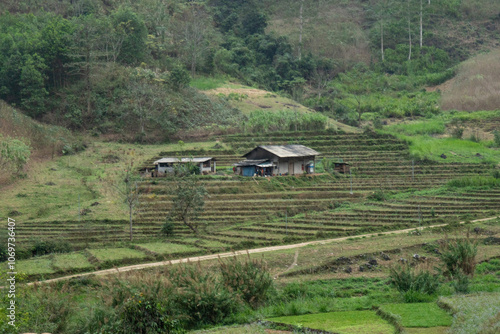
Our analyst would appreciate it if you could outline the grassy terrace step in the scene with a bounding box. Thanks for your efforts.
[372,201,500,209]
[288,216,436,224]
[396,198,500,205]
[211,231,283,240]
[139,191,363,201]
[250,223,362,231]
[140,197,360,207]
[236,227,319,236]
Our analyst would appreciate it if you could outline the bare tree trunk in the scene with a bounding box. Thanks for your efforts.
[419,0,423,48]
[381,20,384,61]
[408,0,412,61]
[298,0,304,60]
[129,205,133,241]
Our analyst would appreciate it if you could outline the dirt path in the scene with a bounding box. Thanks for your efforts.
[25,215,499,286]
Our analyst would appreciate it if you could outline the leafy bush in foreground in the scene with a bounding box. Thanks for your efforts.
[219,255,274,309]
[389,264,440,302]
[439,234,478,277]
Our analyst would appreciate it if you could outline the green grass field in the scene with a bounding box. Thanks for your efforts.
[88,248,147,262]
[52,253,94,271]
[17,257,55,276]
[379,303,453,327]
[268,310,394,334]
[439,293,500,334]
[136,242,201,255]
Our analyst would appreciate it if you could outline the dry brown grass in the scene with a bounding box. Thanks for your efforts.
[439,49,500,111]
[0,101,73,159]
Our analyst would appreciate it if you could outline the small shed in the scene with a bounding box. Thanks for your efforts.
[237,145,319,176]
[153,157,216,175]
[333,162,350,174]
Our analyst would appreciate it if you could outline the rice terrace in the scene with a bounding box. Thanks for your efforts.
[1,0,500,333]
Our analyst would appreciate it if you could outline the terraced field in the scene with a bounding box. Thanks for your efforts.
[132,131,499,248]
[15,131,497,249]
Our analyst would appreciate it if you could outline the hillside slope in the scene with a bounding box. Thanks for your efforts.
[435,49,500,111]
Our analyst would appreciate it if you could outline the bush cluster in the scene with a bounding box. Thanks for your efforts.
[77,258,274,334]
[389,264,440,302]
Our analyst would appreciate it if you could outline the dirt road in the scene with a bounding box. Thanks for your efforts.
[25,215,499,286]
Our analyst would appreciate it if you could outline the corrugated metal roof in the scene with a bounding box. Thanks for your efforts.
[244,145,319,158]
[154,157,213,165]
[234,159,270,167]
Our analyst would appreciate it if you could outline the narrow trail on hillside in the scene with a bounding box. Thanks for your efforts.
[21,216,499,287]
[274,249,299,279]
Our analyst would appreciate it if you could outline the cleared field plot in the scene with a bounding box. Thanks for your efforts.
[379,303,452,327]
[179,238,231,249]
[192,324,272,334]
[439,293,500,334]
[136,242,200,255]
[52,253,94,271]
[268,310,394,334]
[404,327,449,334]
[88,248,147,262]
[17,257,55,276]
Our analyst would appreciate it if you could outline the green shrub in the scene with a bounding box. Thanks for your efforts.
[105,274,182,334]
[219,255,274,308]
[476,259,500,275]
[161,219,176,237]
[451,127,464,139]
[31,239,72,256]
[439,234,478,277]
[368,189,386,201]
[494,130,500,147]
[448,176,500,188]
[169,263,240,328]
[0,134,31,177]
[389,264,440,301]
[451,270,470,294]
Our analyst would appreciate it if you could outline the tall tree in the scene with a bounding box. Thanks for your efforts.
[111,6,148,65]
[170,176,208,235]
[115,167,140,242]
[407,0,412,61]
[298,0,304,60]
[172,4,218,76]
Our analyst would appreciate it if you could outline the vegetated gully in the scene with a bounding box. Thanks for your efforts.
[14,215,497,288]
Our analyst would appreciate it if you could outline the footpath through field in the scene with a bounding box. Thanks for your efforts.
[25,216,499,286]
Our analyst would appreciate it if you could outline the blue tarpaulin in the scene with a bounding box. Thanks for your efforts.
[242,166,256,177]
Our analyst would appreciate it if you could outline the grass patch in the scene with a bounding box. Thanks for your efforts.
[439,292,500,334]
[136,242,200,255]
[192,324,269,333]
[16,257,55,275]
[268,310,394,334]
[379,303,452,327]
[88,248,147,262]
[404,327,449,334]
[52,252,94,271]
[447,176,500,188]
[402,135,500,163]
[384,120,446,136]
[190,76,228,90]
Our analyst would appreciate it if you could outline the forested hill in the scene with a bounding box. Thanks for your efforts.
[0,0,499,142]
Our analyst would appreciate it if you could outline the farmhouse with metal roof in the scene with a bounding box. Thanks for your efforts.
[153,157,216,175]
[234,145,319,176]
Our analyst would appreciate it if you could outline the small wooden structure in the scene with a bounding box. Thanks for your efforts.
[153,157,216,175]
[333,162,350,174]
[235,145,319,176]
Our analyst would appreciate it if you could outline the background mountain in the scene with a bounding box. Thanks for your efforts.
[0,0,499,144]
